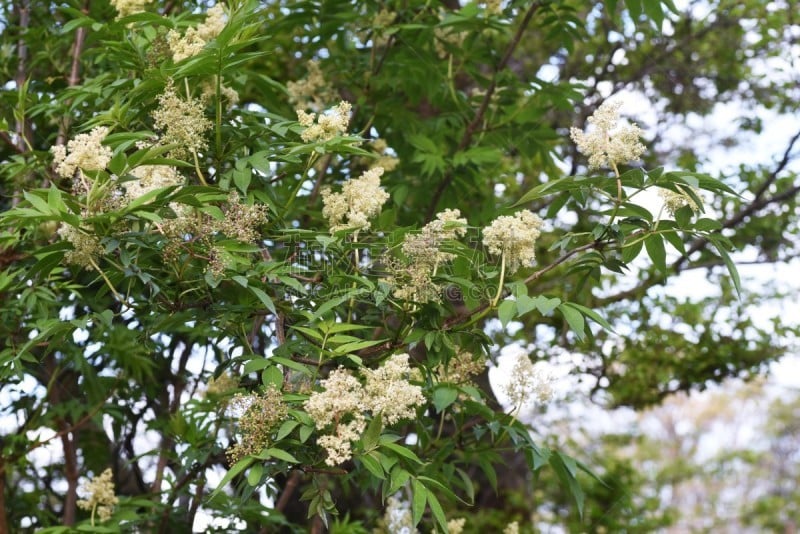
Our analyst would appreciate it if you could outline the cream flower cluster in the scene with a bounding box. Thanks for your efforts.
[369,138,399,172]
[297,101,352,143]
[659,186,702,217]
[287,60,337,111]
[384,494,418,534]
[447,518,467,534]
[152,80,212,158]
[110,0,152,17]
[503,352,553,412]
[77,468,118,523]
[438,350,485,384]
[321,166,389,234]
[569,100,646,171]
[124,165,183,204]
[167,3,227,62]
[227,387,287,464]
[50,126,113,179]
[304,354,424,466]
[58,224,104,270]
[482,209,543,274]
[390,209,467,303]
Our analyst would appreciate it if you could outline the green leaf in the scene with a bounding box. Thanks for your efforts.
[497,299,516,327]
[362,414,382,451]
[249,286,276,314]
[645,234,667,273]
[621,239,644,263]
[211,456,255,498]
[562,302,615,333]
[426,490,448,532]
[380,441,423,464]
[432,386,459,412]
[276,419,299,441]
[261,366,283,389]
[360,453,386,479]
[411,479,427,527]
[709,238,742,298]
[247,463,264,486]
[550,451,585,517]
[263,448,299,463]
[558,303,586,341]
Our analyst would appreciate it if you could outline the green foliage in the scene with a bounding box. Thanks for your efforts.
[0,0,796,532]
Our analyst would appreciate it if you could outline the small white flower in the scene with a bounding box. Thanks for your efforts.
[570,100,646,171]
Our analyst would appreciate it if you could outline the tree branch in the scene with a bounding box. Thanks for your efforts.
[426,2,542,220]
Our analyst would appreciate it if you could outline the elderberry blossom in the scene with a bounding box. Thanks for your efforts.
[287,60,337,111]
[389,209,467,303]
[304,355,425,466]
[77,468,118,523]
[227,387,287,464]
[362,353,425,425]
[569,100,646,171]
[50,127,113,179]
[58,224,103,270]
[384,494,417,534]
[321,166,389,234]
[297,101,352,143]
[482,209,543,274]
[110,0,152,17]
[124,165,183,204]
[152,80,212,159]
[167,3,227,62]
[659,186,703,217]
[448,518,467,534]
[503,352,553,412]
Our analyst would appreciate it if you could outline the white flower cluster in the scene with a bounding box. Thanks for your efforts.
[124,165,183,204]
[77,468,118,523]
[58,224,104,270]
[321,166,389,234]
[503,521,520,534]
[659,186,702,217]
[110,0,152,17]
[482,209,543,274]
[384,494,418,534]
[287,60,337,111]
[303,354,424,466]
[390,209,467,303]
[50,126,113,179]
[167,3,227,62]
[151,80,212,158]
[369,138,399,172]
[447,518,467,534]
[503,352,553,412]
[569,100,646,171]
[297,101,352,143]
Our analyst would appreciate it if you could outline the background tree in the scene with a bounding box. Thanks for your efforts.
[0,0,797,532]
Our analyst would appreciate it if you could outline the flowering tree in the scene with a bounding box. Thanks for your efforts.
[0,0,797,532]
